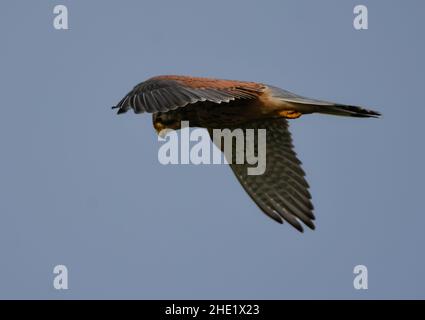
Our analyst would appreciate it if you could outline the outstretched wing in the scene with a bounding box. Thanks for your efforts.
[211,118,315,232]
[113,75,266,114]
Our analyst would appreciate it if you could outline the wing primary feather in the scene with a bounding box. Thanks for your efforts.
[142,92,153,113]
[166,89,192,108]
[134,94,145,113]
[151,89,169,112]
[157,88,180,110]
[273,191,315,228]
[267,195,304,232]
[235,174,284,224]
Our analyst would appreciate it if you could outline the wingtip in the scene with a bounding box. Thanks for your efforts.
[111,105,127,115]
[273,216,284,224]
[358,107,382,118]
[293,223,304,233]
[368,110,382,118]
[276,218,304,232]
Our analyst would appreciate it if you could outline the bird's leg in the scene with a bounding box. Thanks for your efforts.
[279,110,302,119]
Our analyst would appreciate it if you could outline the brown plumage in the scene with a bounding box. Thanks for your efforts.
[113,75,380,232]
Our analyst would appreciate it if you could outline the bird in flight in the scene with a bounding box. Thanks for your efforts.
[113,75,380,232]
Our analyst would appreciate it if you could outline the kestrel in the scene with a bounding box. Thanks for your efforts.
[113,75,380,232]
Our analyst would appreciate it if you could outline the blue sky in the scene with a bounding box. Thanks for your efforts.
[0,0,424,299]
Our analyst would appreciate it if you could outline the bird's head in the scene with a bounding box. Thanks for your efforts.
[153,112,182,136]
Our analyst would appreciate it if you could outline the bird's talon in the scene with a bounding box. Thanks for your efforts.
[279,111,302,119]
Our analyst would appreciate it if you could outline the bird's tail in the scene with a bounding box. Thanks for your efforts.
[313,104,381,118]
[268,85,381,118]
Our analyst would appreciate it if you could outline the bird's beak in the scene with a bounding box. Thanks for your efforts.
[154,121,170,138]
[154,121,164,134]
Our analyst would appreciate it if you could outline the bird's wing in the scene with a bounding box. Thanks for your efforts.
[210,118,314,232]
[113,75,266,114]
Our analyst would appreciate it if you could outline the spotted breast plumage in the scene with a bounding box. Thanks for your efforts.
[113,75,380,232]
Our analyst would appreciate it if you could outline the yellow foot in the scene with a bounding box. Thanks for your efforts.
[279,110,302,119]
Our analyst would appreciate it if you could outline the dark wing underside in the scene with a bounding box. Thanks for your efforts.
[113,75,265,114]
[210,118,315,232]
